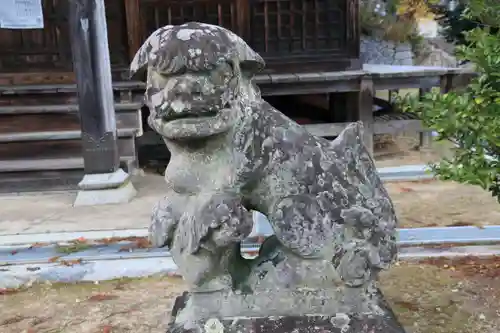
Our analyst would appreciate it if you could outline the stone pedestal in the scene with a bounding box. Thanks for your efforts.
[166,238,405,333]
[73,168,137,206]
[167,289,405,333]
[129,22,405,333]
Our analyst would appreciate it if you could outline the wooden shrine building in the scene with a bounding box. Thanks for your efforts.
[0,0,471,192]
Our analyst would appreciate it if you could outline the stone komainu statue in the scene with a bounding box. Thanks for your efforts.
[130,22,400,332]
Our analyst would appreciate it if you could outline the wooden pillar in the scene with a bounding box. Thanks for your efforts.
[418,87,433,149]
[236,0,251,39]
[354,77,374,155]
[388,89,398,103]
[418,73,453,150]
[68,0,119,175]
[329,79,374,154]
[124,0,142,62]
[69,0,137,206]
[440,74,454,94]
[328,93,350,123]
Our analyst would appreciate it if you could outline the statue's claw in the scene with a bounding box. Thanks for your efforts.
[149,199,178,248]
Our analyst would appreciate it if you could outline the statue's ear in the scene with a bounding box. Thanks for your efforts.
[240,60,264,78]
[129,41,151,79]
[129,25,174,79]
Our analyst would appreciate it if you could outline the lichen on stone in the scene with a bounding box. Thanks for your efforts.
[130,22,399,296]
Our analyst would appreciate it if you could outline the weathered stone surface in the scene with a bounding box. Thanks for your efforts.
[415,38,458,67]
[166,237,405,332]
[361,36,414,66]
[168,290,404,333]
[130,22,402,333]
[73,168,137,206]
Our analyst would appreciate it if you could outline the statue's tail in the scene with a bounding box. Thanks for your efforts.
[267,121,398,285]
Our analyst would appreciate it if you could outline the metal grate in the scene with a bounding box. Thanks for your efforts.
[250,0,346,56]
[141,0,238,36]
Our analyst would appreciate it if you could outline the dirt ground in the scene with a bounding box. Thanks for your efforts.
[1,257,500,333]
[372,133,500,228]
[374,133,456,168]
[0,276,185,333]
[385,180,500,228]
[380,257,500,333]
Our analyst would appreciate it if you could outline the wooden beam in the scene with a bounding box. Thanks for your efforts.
[371,76,440,91]
[0,139,136,162]
[0,170,85,193]
[0,128,137,143]
[388,89,398,103]
[374,119,423,135]
[355,77,374,154]
[303,119,424,138]
[418,86,433,149]
[440,74,454,93]
[236,0,250,39]
[0,156,135,173]
[0,102,143,115]
[296,94,329,110]
[303,123,350,137]
[69,0,120,175]
[328,92,350,122]
[346,0,360,59]
[0,72,76,85]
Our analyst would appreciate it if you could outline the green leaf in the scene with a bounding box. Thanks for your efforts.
[400,0,500,203]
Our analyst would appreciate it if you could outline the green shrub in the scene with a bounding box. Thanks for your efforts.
[360,0,421,43]
[398,0,500,202]
[433,1,499,46]
[359,0,436,52]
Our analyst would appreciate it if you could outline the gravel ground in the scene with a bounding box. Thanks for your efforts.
[1,257,500,333]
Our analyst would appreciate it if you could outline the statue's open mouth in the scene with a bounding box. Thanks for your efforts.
[163,110,219,122]
[151,102,235,140]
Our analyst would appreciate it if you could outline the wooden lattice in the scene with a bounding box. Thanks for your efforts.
[141,0,238,37]
[250,0,347,55]
[0,0,129,72]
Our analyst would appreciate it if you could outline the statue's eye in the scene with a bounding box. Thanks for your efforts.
[150,71,170,87]
[158,66,187,78]
[210,63,233,85]
[209,72,224,85]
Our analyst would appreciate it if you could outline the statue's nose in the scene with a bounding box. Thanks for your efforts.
[170,80,202,98]
[190,81,203,96]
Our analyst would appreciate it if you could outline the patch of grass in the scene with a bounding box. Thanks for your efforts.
[380,263,490,333]
[4,274,181,297]
[55,243,91,254]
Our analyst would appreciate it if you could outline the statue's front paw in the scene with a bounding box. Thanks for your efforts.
[149,199,178,248]
[198,194,253,248]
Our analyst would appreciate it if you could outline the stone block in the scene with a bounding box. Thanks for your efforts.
[167,290,405,333]
[73,168,137,206]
